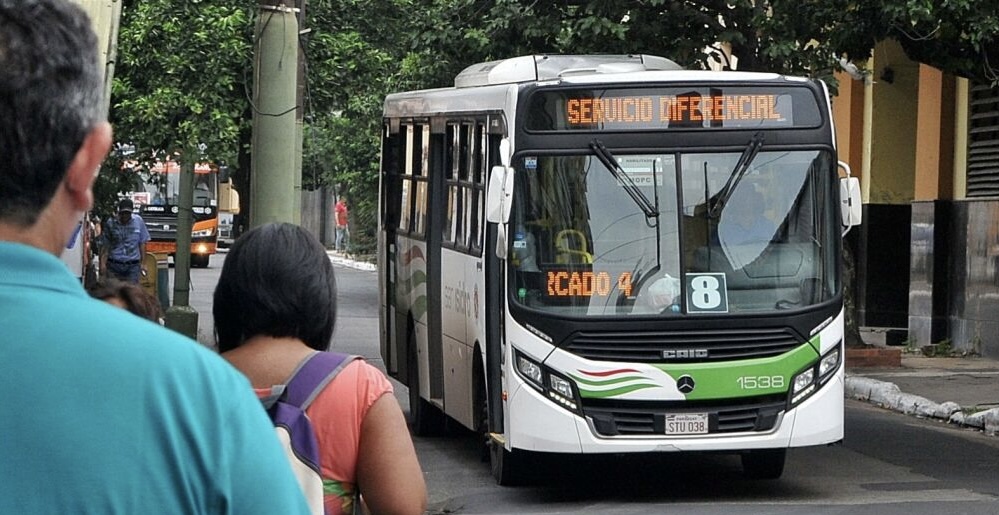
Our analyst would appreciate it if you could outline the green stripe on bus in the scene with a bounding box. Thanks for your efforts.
[570,374,650,387]
[652,341,818,400]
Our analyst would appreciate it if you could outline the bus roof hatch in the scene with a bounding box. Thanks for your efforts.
[454,54,682,88]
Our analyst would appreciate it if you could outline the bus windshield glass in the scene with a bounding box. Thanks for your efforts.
[509,149,836,316]
[129,162,218,216]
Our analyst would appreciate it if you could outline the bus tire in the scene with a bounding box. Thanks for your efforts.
[490,440,529,486]
[191,254,210,268]
[741,448,786,480]
[406,321,443,436]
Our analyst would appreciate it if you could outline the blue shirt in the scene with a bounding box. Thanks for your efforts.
[104,213,150,262]
[0,242,309,514]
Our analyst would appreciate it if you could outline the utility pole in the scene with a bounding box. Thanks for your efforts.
[293,0,308,224]
[164,155,198,339]
[250,0,300,227]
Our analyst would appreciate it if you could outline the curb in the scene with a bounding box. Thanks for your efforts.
[326,251,377,272]
[845,375,999,436]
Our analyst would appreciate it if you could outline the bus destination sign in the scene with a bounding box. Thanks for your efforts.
[568,94,783,126]
[527,86,822,131]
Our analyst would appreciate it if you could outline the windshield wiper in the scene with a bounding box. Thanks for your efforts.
[708,132,765,218]
[589,139,658,221]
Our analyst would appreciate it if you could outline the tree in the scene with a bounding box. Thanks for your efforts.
[109,0,253,315]
[108,0,999,258]
[105,0,252,212]
[301,0,997,347]
[300,0,410,254]
[881,0,998,84]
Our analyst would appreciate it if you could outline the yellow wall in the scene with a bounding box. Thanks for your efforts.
[832,72,866,181]
[953,79,969,200]
[868,40,918,204]
[913,65,956,201]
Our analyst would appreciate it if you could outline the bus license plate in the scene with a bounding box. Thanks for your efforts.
[664,413,708,435]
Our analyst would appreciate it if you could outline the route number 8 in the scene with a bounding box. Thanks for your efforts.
[685,273,728,313]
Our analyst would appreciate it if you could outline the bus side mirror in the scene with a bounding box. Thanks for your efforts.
[486,165,513,224]
[486,164,514,259]
[838,160,861,232]
[486,138,513,259]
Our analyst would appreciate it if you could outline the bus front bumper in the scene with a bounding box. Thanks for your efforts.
[504,371,844,454]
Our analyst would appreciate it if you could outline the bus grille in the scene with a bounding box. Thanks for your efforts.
[564,327,802,363]
[583,396,786,436]
[142,216,177,239]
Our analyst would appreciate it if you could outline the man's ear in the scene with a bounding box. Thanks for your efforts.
[64,122,112,211]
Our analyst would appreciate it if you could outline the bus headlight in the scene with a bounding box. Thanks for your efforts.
[516,353,543,386]
[514,350,581,414]
[789,342,841,407]
[549,374,573,398]
[818,347,841,378]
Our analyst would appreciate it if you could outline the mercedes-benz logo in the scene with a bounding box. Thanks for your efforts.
[676,375,696,394]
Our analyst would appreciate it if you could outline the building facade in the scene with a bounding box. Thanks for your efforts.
[833,40,999,357]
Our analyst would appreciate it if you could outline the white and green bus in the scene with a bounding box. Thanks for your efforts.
[378,54,862,484]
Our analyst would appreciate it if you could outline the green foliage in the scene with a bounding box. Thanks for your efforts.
[882,0,999,83]
[101,0,252,214]
[108,0,999,246]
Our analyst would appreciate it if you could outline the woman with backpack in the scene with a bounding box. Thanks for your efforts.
[214,223,426,515]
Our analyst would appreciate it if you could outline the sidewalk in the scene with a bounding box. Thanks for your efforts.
[327,249,376,271]
[845,335,999,436]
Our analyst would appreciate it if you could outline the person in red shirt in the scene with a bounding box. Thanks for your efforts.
[334,198,349,252]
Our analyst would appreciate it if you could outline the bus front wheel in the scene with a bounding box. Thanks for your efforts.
[741,449,786,480]
[191,254,210,268]
[490,439,530,486]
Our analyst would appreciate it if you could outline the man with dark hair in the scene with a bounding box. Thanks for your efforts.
[0,1,309,512]
[100,197,150,283]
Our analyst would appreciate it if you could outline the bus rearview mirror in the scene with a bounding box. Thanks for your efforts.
[499,138,511,168]
[486,165,513,224]
[839,176,862,229]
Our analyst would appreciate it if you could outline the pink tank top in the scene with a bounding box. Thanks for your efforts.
[256,359,393,515]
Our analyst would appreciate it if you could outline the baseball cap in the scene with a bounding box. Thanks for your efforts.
[117,199,134,213]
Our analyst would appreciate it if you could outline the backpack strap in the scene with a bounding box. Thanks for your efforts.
[284,351,358,410]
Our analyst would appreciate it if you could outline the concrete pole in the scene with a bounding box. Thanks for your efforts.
[250,0,300,227]
[293,0,307,224]
[164,157,198,340]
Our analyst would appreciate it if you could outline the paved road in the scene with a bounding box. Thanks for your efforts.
[182,254,999,514]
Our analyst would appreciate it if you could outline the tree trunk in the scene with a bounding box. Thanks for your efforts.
[843,231,867,347]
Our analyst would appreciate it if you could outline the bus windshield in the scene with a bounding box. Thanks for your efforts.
[129,162,218,213]
[509,149,837,316]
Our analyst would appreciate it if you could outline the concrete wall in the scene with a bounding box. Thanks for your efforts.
[301,187,335,248]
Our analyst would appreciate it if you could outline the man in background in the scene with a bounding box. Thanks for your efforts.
[101,197,150,283]
[335,197,350,252]
[0,1,309,512]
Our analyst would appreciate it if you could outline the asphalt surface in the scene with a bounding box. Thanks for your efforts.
[311,252,999,438]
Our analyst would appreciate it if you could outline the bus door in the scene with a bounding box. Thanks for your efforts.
[394,122,444,412]
[379,122,401,378]
[421,122,444,407]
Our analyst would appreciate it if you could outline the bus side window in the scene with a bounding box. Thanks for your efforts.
[380,126,402,230]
